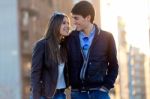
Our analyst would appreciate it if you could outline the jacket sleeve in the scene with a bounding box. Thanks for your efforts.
[103,33,119,90]
[31,40,44,99]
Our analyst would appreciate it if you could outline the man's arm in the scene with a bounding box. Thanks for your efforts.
[102,33,119,91]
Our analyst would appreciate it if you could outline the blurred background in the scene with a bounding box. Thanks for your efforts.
[0,0,150,99]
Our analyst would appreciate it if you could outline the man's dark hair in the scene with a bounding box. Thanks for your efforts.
[71,1,95,23]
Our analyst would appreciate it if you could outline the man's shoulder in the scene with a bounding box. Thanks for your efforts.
[100,29,112,36]
[68,30,79,39]
[94,24,112,37]
[99,29,114,39]
[69,30,79,36]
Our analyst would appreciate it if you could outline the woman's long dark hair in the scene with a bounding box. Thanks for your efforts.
[44,13,68,64]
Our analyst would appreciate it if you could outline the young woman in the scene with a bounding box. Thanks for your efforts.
[30,12,70,99]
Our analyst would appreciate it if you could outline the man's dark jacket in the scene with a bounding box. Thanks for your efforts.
[67,24,119,90]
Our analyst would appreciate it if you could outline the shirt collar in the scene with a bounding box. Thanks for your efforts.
[80,25,95,38]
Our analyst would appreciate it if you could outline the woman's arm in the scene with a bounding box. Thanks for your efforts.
[31,40,44,99]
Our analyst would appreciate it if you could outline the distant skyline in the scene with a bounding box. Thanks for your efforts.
[100,0,150,55]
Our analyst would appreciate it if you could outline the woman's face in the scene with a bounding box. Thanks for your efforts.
[60,17,70,36]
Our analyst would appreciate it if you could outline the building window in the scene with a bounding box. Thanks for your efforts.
[22,31,29,50]
[22,11,29,26]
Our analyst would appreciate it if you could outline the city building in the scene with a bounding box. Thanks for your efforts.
[0,0,22,99]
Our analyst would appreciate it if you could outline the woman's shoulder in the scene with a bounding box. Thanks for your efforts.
[33,38,46,49]
[36,38,46,44]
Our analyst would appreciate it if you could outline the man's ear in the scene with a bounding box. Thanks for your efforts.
[85,15,91,22]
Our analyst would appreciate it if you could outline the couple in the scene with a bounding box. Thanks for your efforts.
[31,1,119,99]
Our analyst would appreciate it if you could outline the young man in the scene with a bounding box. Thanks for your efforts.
[67,1,119,99]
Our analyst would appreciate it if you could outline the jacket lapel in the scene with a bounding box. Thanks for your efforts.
[89,24,101,51]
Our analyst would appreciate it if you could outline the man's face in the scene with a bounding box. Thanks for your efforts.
[71,14,89,31]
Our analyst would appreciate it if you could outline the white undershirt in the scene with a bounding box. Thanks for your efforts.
[56,63,66,89]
